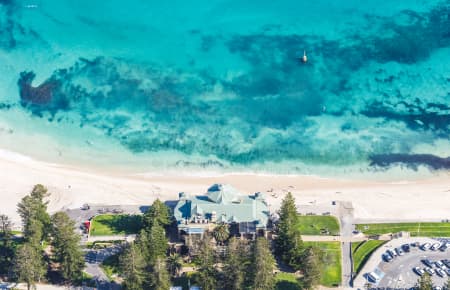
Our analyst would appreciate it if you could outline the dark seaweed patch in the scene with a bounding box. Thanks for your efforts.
[369,153,450,170]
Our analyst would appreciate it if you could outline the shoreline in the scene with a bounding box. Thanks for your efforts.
[1,147,449,227]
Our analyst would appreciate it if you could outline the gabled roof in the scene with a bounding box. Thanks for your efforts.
[174,184,269,227]
[207,184,241,204]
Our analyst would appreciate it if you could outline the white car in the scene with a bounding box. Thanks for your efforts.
[414,267,425,276]
[431,243,441,251]
[425,267,435,275]
[435,261,445,268]
[421,243,431,250]
[436,269,446,278]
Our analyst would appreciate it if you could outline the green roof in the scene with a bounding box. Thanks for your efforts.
[174,184,269,228]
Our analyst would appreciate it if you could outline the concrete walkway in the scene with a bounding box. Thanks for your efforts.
[87,235,136,243]
[337,201,355,288]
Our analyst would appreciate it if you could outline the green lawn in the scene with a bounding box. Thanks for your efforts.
[90,214,143,236]
[304,241,341,287]
[297,215,340,236]
[352,240,386,274]
[275,272,301,290]
[356,222,450,237]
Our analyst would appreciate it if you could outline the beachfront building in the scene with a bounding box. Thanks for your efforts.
[173,184,270,242]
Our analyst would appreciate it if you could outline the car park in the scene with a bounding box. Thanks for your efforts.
[395,247,405,256]
[431,243,441,251]
[421,243,431,250]
[424,267,435,275]
[436,269,446,278]
[422,259,434,267]
[414,267,425,276]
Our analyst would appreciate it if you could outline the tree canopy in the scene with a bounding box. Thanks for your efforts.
[252,237,276,290]
[120,243,146,290]
[275,192,303,269]
[0,214,14,276]
[13,242,46,290]
[416,273,433,290]
[17,184,51,246]
[196,235,217,290]
[51,212,85,283]
[222,237,250,290]
[143,199,171,230]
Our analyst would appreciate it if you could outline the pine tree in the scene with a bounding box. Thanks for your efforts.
[275,192,303,269]
[17,184,51,244]
[0,214,14,275]
[222,237,249,290]
[143,199,171,230]
[13,242,46,290]
[252,237,275,290]
[146,223,168,266]
[301,246,323,289]
[149,257,170,290]
[51,212,85,283]
[416,273,433,290]
[196,235,217,290]
[120,243,146,290]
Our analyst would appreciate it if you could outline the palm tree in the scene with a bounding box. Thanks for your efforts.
[166,253,182,277]
[212,223,230,245]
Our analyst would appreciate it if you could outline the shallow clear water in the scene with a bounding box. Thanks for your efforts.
[0,0,449,175]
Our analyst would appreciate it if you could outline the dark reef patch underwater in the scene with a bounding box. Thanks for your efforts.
[0,0,449,173]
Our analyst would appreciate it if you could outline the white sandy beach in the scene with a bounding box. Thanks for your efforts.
[1,148,449,228]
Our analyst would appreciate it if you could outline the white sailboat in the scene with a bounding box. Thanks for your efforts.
[301,50,308,63]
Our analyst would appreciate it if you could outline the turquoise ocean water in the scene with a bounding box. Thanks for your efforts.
[0,0,449,176]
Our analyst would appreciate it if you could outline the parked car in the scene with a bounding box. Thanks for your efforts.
[424,267,435,276]
[81,203,90,210]
[436,269,446,278]
[382,253,393,262]
[445,268,450,276]
[368,272,381,283]
[443,259,450,268]
[395,247,405,256]
[414,267,425,276]
[411,241,420,247]
[431,243,441,251]
[422,259,434,268]
[435,261,445,268]
[421,243,431,250]
[402,244,411,252]
[439,243,449,252]
[387,249,397,258]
